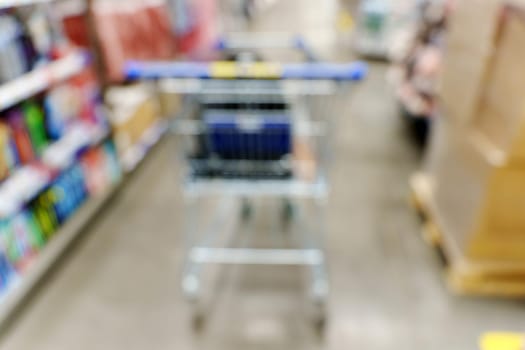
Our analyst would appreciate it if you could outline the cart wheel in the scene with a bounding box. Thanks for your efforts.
[310,279,328,331]
[313,313,327,333]
[241,199,253,221]
[191,306,206,331]
[311,300,328,333]
[282,199,295,222]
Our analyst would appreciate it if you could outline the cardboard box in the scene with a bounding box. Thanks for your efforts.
[159,91,181,119]
[420,5,525,264]
[439,0,498,124]
[471,6,525,163]
[439,0,525,125]
[105,84,161,156]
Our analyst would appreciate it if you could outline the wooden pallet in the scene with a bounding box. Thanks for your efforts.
[410,172,525,298]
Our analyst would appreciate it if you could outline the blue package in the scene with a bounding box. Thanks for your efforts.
[103,141,122,184]
[51,175,70,224]
[43,93,66,140]
[0,252,16,293]
[204,111,292,160]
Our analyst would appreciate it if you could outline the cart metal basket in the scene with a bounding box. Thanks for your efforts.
[125,34,367,327]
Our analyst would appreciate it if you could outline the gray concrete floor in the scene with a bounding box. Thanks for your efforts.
[2,1,525,349]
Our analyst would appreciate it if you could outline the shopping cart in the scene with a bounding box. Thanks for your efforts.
[125,33,367,327]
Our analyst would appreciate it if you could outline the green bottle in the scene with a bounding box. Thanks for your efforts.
[23,101,48,156]
[26,209,46,249]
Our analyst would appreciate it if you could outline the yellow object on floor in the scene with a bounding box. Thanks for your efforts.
[480,333,524,350]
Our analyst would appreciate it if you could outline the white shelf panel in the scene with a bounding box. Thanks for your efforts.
[0,0,51,10]
[0,51,88,112]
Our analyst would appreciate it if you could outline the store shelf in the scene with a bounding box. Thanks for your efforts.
[0,122,110,218]
[0,51,88,112]
[121,119,169,173]
[0,0,51,9]
[0,181,120,328]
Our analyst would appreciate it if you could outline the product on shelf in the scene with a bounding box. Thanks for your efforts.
[0,251,17,295]
[0,121,21,180]
[0,5,66,84]
[81,142,121,196]
[91,0,176,82]
[8,109,36,165]
[15,4,56,63]
[23,101,48,156]
[0,70,100,169]
[105,83,162,160]
[168,0,218,57]
[0,14,31,83]
[0,0,123,314]
[0,209,44,272]
[0,139,120,297]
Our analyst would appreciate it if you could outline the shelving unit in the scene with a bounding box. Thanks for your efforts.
[0,0,171,328]
[0,0,121,328]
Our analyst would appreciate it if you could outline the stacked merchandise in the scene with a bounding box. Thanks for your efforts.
[0,3,121,303]
[105,83,166,173]
[412,1,525,296]
[0,143,120,293]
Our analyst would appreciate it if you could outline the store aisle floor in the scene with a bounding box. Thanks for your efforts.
[2,1,525,349]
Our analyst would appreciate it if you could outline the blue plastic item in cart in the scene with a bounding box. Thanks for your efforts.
[204,112,292,160]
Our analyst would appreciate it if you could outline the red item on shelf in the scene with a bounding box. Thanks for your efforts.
[62,13,90,48]
[93,0,176,83]
[8,111,35,165]
[175,0,218,57]
[81,147,107,195]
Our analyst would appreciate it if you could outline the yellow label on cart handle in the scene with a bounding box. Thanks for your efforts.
[211,62,282,79]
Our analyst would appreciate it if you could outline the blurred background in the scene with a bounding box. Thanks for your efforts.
[0,0,524,349]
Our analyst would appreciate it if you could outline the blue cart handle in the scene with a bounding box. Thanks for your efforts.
[125,61,368,81]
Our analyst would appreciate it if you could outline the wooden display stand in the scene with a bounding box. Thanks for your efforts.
[411,5,525,297]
